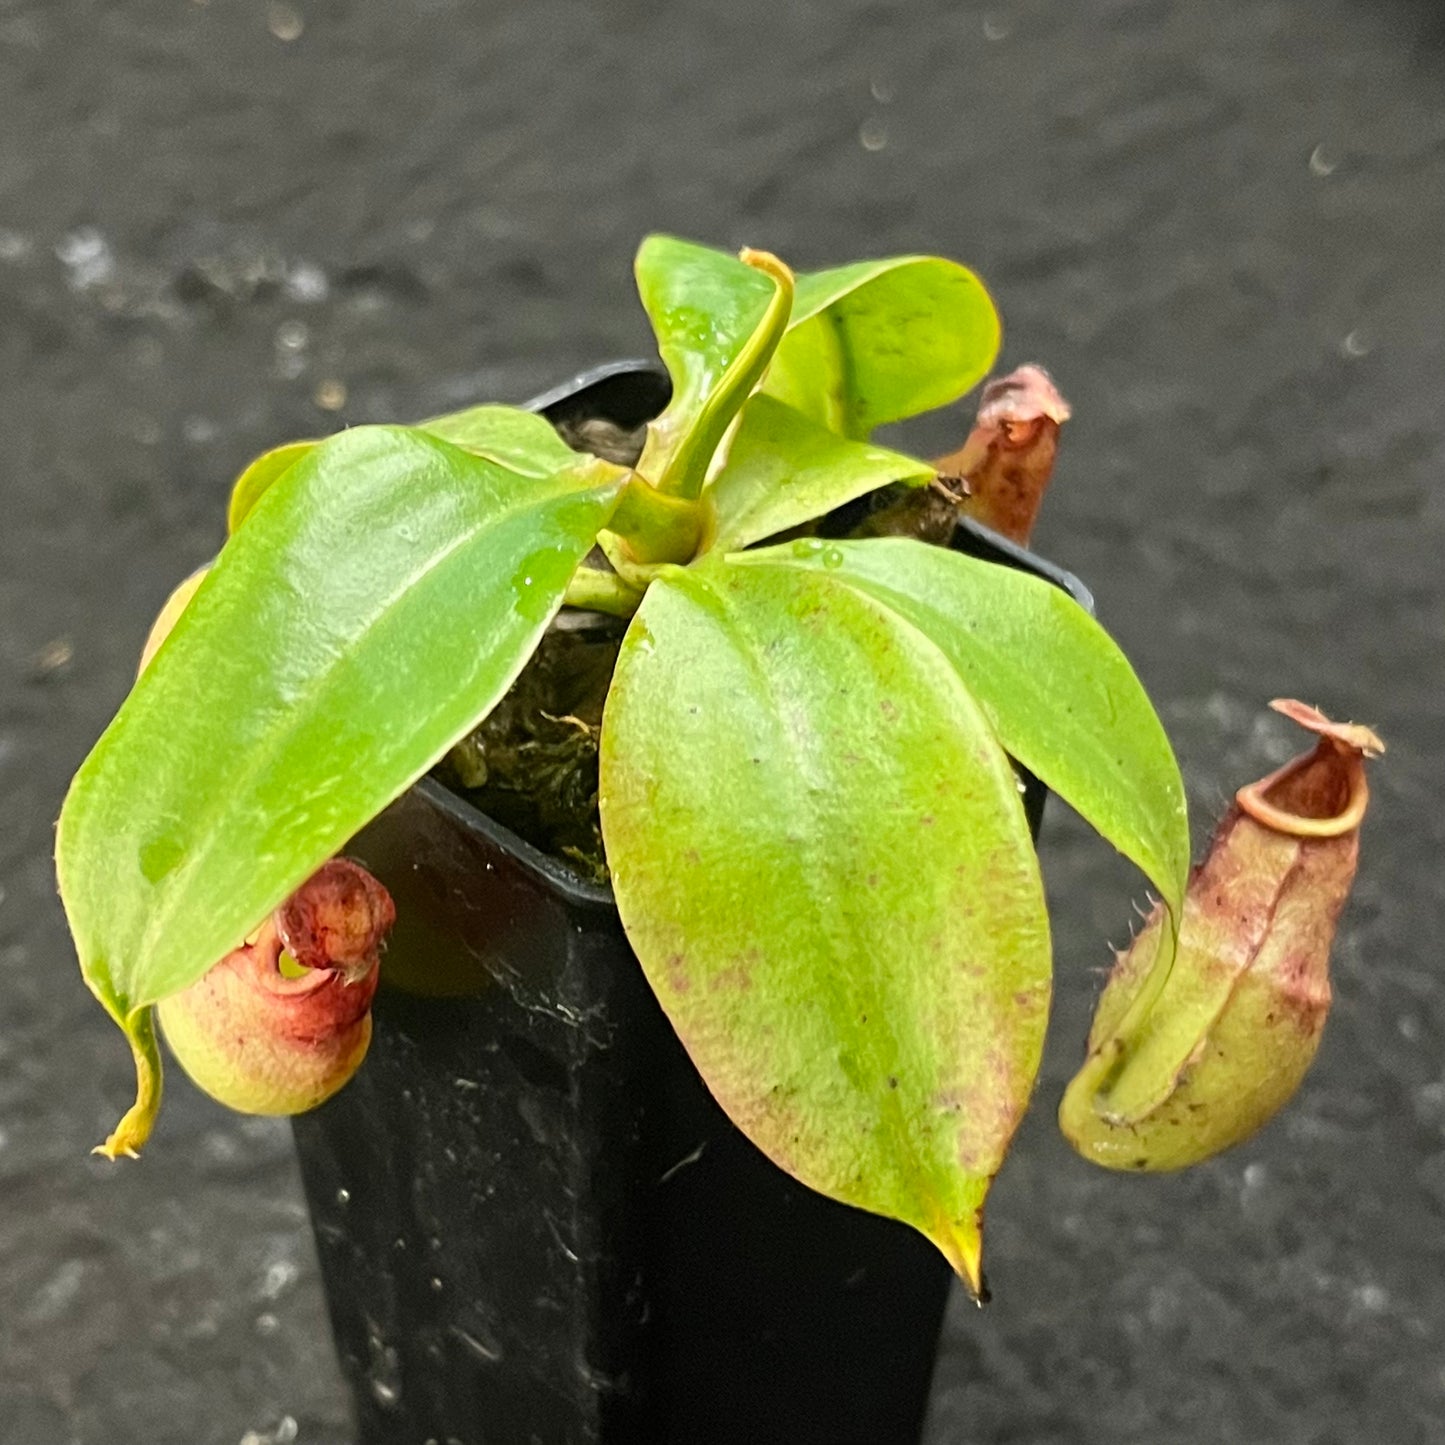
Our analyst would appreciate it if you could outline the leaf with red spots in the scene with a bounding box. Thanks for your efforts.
[598,556,1051,1293]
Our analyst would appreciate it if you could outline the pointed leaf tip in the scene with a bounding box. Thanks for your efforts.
[932,1213,987,1301]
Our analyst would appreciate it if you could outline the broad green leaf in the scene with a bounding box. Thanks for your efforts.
[735,537,1193,1123]
[227,406,578,534]
[734,538,1190,922]
[704,394,935,553]
[632,235,788,497]
[764,257,1001,438]
[598,558,1051,1292]
[420,403,583,477]
[228,441,316,532]
[59,425,624,1154]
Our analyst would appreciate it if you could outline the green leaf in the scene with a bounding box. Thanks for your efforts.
[598,558,1051,1292]
[705,394,935,553]
[745,536,1195,1123]
[632,235,790,498]
[228,441,316,532]
[59,426,624,1150]
[764,257,1001,438]
[735,538,1190,921]
[420,403,584,477]
[228,406,579,535]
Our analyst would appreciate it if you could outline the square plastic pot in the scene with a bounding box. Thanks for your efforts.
[290,362,1091,1445]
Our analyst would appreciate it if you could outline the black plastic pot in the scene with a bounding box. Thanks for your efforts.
[290,363,1091,1445]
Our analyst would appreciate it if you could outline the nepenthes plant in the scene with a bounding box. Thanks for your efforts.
[55,235,1379,1296]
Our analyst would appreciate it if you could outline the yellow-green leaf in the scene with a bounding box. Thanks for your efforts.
[735,538,1190,922]
[228,441,316,532]
[765,257,1001,438]
[705,394,934,553]
[598,557,1051,1293]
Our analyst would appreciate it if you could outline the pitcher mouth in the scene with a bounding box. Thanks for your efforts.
[1235,699,1384,839]
[227,920,337,999]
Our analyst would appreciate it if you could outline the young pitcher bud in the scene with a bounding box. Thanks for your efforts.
[158,860,393,1116]
[936,364,1072,546]
[1060,700,1383,1171]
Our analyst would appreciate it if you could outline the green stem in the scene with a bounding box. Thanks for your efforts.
[607,476,704,565]
[563,565,644,618]
[657,249,796,502]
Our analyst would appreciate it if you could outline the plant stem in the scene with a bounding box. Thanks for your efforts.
[606,475,704,564]
[563,565,644,618]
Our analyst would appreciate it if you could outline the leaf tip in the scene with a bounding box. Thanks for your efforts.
[933,1212,988,1302]
[91,1103,151,1161]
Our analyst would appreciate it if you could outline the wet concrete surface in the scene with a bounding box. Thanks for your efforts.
[1,1,1442,1441]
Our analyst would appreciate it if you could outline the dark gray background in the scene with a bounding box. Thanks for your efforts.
[2,1,1441,1442]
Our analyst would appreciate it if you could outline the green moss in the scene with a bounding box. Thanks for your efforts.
[434,619,623,885]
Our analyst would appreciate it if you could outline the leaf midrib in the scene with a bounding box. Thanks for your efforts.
[681,565,986,1210]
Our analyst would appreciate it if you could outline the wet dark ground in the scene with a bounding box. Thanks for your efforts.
[2,1,1443,1442]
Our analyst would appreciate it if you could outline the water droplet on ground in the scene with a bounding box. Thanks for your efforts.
[859,119,888,152]
[313,378,347,410]
[267,3,304,41]
[30,638,74,677]
[284,260,330,303]
[56,226,116,289]
[275,320,309,353]
[366,1331,402,1407]
[259,1257,299,1300]
[1413,1080,1445,1132]
[0,228,32,262]
[1353,1281,1390,1314]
